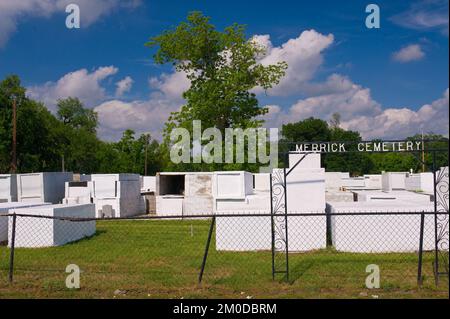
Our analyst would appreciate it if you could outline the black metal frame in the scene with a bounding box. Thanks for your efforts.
[269,153,309,282]
[270,139,449,284]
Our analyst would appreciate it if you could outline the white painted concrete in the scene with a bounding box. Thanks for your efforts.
[91,174,143,218]
[341,177,366,189]
[288,153,321,169]
[325,172,343,190]
[382,172,407,191]
[215,191,270,212]
[363,174,382,189]
[213,171,253,199]
[215,212,326,252]
[155,172,214,216]
[0,201,50,242]
[326,191,354,202]
[8,204,95,248]
[140,176,156,193]
[17,172,73,204]
[253,173,270,191]
[184,173,213,215]
[63,181,94,205]
[354,190,431,204]
[327,201,436,253]
[155,195,184,216]
[405,173,434,193]
[0,174,17,202]
[215,153,326,252]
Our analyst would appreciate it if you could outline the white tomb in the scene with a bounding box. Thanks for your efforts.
[363,174,382,189]
[341,177,366,189]
[354,190,431,203]
[184,173,213,215]
[155,172,214,216]
[91,174,143,218]
[215,153,327,252]
[382,172,408,191]
[325,172,344,190]
[0,174,17,202]
[0,201,50,242]
[213,171,253,199]
[326,190,355,202]
[63,181,94,205]
[212,171,268,215]
[253,173,270,191]
[327,201,436,253]
[155,195,184,216]
[8,203,96,248]
[140,176,156,193]
[405,172,434,193]
[17,172,73,204]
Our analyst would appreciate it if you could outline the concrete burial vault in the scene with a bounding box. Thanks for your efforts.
[0,201,50,242]
[63,174,144,218]
[8,204,96,248]
[213,156,448,254]
[215,153,327,252]
[155,172,214,216]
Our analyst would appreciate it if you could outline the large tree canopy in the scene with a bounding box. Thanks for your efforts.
[147,11,287,135]
[57,97,98,133]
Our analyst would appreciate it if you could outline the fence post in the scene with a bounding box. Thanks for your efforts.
[198,216,215,284]
[9,213,17,283]
[417,212,425,286]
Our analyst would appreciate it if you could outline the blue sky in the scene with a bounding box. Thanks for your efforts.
[0,0,448,141]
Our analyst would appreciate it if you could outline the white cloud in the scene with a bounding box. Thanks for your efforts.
[28,66,118,111]
[94,95,181,141]
[148,70,190,100]
[392,44,425,63]
[96,70,188,140]
[341,89,449,139]
[262,73,448,140]
[0,0,142,47]
[115,76,133,97]
[390,0,449,36]
[253,30,334,96]
[286,74,382,121]
[27,65,187,140]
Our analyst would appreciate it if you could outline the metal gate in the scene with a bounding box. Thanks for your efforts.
[270,139,449,284]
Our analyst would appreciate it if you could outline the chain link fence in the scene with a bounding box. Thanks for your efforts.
[0,211,448,298]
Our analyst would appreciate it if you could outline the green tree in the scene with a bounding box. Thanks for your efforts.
[326,127,373,176]
[0,75,63,172]
[96,130,162,175]
[147,11,287,171]
[57,97,98,133]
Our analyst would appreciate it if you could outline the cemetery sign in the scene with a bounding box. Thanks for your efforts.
[295,140,424,153]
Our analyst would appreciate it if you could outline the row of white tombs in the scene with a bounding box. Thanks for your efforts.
[0,153,448,253]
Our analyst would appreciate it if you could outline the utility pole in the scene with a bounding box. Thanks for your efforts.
[421,130,425,172]
[11,96,17,173]
[144,134,149,176]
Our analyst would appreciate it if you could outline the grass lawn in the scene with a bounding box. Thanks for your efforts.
[0,219,448,299]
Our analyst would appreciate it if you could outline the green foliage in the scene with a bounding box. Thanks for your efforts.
[0,75,161,175]
[57,97,98,133]
[96,130,162,175]
[147,11,287,171]
[325,127,374,176]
